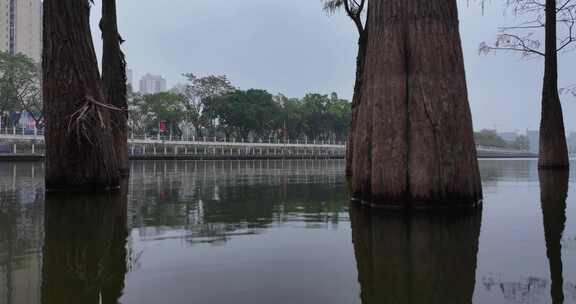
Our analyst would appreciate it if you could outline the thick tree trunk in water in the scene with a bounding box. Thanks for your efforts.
[350,0,482,207]
[102,0,129,176]
[539,0,569,169]
[346,32,368,177]
[43,0,119,190]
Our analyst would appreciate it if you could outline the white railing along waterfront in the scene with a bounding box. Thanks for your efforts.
[0,128,345,145]
[0,129,347,157]
[0,128,537,157]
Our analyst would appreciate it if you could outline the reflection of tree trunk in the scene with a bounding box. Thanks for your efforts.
[101,0,129,176]
[539,0,569,169]
[350,0,482,207]
[350,204,481,304]
[43,0,119,190]
[2,212,14,304]
[539,170,568,304]
[41,188,128,304]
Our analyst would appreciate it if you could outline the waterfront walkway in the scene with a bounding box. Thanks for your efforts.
[0,129,537,160]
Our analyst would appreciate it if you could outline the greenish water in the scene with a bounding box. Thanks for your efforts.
[0,159,574,304]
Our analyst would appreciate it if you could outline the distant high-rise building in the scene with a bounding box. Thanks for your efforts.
[139,74,167,94]
[0,0,42,62]
[526,130,539,153]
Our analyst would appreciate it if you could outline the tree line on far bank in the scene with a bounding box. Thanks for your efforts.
[0,49,351,142]
[474,129,529,150]
[128,76,351,142]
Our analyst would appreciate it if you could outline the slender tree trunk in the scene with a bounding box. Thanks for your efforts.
[539,170,568,304]
[101,0,129,176]
[350,0,482,207]
[346,30,368,177]
[539,0,569,169]
[43,0,120,190]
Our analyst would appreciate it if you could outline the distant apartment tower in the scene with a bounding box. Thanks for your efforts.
[0,0,42,62]
[139,74,167,94]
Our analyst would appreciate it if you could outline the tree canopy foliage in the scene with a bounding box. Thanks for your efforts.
[474,129,530,150]
[127,75,352,142]
[0,51,42,127]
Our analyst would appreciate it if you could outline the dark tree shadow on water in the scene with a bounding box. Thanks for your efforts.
[349,205,482,304]
[540,170,569,304]
[41,183,128,304]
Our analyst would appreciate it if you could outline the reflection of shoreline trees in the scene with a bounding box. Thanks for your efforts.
[349,205,482,304]
[479,159,537,186]
[128,160,349,244]
[41,188,128,304]
[482,275,549,303]
[0,162,43,304]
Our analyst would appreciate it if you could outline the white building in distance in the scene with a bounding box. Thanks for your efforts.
[0,0,42,62]
[139,74,167,94]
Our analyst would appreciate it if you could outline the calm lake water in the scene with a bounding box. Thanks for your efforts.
[0,159,575,304]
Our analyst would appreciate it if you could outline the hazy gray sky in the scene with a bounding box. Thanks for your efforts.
[89,0,576,132]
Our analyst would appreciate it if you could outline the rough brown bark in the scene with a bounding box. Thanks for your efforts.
[350,0,482,207]
[539,170,568,304]
[101,0,129,176]
[41,189,128,304]
[349,204,481,303]
[346,30,368,177]
[539,0,569,169]
[43,0,120,190]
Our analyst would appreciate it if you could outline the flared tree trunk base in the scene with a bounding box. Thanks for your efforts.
[348,0,482,208]
[43,0,120,191]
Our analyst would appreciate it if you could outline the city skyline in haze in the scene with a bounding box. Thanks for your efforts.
[89,0,576,132]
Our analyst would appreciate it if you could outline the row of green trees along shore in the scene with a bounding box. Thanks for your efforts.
[129,77,351,142]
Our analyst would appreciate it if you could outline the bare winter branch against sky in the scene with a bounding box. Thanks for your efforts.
[89,0,576,131]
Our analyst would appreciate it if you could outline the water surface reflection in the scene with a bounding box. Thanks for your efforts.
[0,159,574,304]
[350,206,481,304]
[42,186,128,304]
[540,170,569,304]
